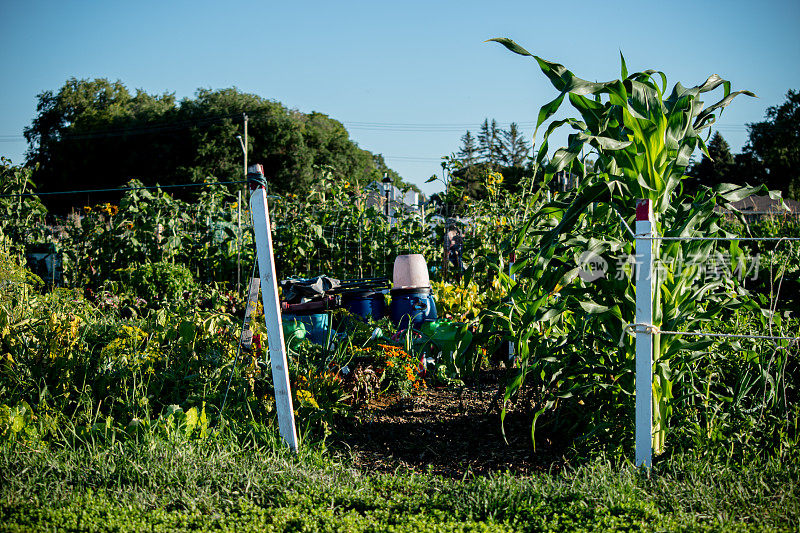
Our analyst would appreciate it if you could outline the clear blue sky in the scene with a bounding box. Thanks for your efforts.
[1,0,798,195]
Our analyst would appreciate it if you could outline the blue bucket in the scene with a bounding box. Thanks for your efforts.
[281,313,329,346]
[342,290,386,321]
[389,287,437,330]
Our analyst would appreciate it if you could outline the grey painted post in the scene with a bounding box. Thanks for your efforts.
[248,164,299,452]
[635,199,653,468]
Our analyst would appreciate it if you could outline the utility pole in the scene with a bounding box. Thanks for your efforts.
[243,113,248,181]
[236,113,249,295]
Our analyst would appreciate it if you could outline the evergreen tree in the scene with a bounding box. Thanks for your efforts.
[686,131,734,191]
[456,130,478,166]
[477,118,502,167]
[500,122,530,167]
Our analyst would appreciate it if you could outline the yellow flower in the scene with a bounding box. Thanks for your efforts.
[296,389,319,409]
[83,206,92,214]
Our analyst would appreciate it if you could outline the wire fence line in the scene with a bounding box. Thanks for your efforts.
[645,236,800,242]
[621,323,800,345]
[0,180,252,199]
[626,226,799,347]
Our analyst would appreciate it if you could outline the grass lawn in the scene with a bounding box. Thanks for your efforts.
[1,432,797,532]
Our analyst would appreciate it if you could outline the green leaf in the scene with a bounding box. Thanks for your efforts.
[184,407,198,437]
[620,52,628,79]
[536,92,567,135]
[579,300,610,314]
[586,135,633,151]
[487,37,534,57]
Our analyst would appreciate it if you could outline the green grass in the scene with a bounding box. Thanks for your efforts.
[1,430,797,532]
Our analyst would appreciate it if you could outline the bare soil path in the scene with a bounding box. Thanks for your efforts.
[331,370,564,478]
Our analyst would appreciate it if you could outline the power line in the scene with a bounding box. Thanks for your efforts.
[382,155,443,162]
[343,120,539,133]
[0,180,248,199]
[1,119,752,140]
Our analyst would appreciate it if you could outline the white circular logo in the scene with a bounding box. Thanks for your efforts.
[578,251,608,282]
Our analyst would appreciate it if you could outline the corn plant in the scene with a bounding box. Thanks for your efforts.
[488,38,777,454]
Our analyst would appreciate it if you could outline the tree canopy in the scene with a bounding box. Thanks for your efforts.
[23,78,410,211]
[685,90,800,200]
[685,131,734,193]
[741,89,800,199]
[451,118,534,196]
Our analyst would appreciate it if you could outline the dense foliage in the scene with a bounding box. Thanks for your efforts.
[684,90,800,200]
[741,89,800,199]
[22,78,411,212]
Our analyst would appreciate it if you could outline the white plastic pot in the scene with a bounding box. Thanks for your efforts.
[392,254,431,289]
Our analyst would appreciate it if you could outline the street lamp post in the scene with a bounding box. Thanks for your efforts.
[381,172,392,225]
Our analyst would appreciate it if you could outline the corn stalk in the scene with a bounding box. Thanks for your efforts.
[488,38,777,454]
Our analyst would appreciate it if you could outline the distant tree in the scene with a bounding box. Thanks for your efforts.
[477,119,502,168]
[451,120,536,197]
[740,89,800,199]
[24,78,177,209]
[456,130,478,167]
[500,122,530,167]
[24,78,407,211]
[730,150,762,189]
[685,131,734,192]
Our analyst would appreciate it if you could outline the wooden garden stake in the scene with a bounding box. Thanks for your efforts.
[239,276,261,352]
[249,164,299,452]
[635,199,653,468]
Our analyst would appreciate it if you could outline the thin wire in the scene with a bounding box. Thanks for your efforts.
[612,207,635,238]
[621,323,800,343]
[660,329,800,343]
[0,180,248,198]
[645,236,800,242]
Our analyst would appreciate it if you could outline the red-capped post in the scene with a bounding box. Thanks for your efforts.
[249,164,299,452]
[635,198,653,467]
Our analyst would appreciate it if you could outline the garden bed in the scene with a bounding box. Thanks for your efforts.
[331,369,564,479]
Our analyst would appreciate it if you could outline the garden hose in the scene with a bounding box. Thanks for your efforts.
[247,171,268,191]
